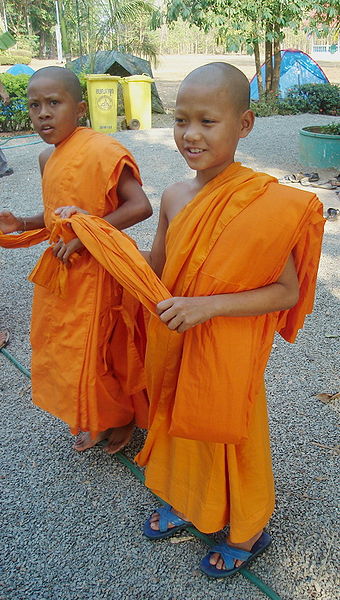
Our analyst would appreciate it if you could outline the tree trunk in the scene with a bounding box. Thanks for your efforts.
[272,22,282,96]
[57,0,70,57]
[265,24,273,98]
[253,40,264,100]
[39,31,46,58]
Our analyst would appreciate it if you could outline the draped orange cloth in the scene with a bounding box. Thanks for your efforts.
[0,127,149,434]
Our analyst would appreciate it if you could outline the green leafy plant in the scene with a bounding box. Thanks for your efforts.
[250,92,300,117]
[318,122,340,135]
[0,74,31,131]
[285,83,340,116]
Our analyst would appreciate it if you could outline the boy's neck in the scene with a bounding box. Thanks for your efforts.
[54,125,80,147]
[195,159,235,188]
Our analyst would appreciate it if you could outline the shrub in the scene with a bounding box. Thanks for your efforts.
[250,95,300,117]
[14,34,39,56]
[11,49,33,60]
[0,53,31,65]
[285,83,340,116]
[0,74,31,131]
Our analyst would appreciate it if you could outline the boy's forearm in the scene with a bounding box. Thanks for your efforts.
[140,250,151,265]
[207,281,299,318]
[18,212,45,231]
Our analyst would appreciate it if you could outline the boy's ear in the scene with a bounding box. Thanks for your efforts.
[77,100,87,119]
[239,109,255,139]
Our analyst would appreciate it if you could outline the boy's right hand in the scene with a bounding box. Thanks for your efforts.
[0,211,23,234]
[52,237,84,265]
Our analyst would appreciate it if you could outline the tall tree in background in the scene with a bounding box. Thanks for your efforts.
[166,0,340,98]
[2,0,161,62]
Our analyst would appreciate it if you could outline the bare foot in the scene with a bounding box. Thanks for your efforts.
[105,420,134,454]
[209,530,263,570]
[73,429,110,452]
[149,507,189,531]
[0,329,9,349]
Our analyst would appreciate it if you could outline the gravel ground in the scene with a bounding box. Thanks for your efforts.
[0,113,339,600]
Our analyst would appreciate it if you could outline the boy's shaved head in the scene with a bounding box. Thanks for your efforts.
[29,66,82,102]
[179,62,250,113]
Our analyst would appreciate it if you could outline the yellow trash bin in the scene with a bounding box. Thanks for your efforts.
[86,74,120,133]
[120,75,154,130]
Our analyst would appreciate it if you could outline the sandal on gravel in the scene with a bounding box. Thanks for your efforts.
[307,172,320,182]
[199,531,272,578]
[143,504,192,540]
[300,179,337,190]
[0,329,10,349]
[326,208,339,220]
[286,172,319,183]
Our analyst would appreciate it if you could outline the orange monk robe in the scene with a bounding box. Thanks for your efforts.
[23,163,323,540]
[0,127,149,435]
[135,163,324,540]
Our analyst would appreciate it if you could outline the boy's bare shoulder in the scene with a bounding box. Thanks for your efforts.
[161,178,197,222]
[162,179,193,199]
[38,146,54,175]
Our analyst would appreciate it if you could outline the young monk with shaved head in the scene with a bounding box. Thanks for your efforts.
[133,62,324,576]
[0,66,152,453]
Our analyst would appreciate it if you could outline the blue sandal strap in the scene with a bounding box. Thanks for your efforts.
[157,506,190,532]
[208,543,252,570]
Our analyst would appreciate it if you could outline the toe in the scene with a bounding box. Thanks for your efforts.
[209,552,219,566]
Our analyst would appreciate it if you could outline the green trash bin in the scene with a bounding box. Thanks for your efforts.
[86,74,120,133]
[120,75,154,130]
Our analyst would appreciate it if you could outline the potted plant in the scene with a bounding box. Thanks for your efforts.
[299,122,340,169]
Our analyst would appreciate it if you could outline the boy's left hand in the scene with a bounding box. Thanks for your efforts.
[52,237,84,265]
[156,296,212,333]
[55,206,89,219]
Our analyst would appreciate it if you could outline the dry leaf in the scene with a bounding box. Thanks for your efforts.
[20,383,31,397]
[314,392,340,404]
[311,441,340,455]
[170,535,194,544]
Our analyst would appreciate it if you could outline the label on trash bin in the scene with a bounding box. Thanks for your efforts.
[96,88,115,111]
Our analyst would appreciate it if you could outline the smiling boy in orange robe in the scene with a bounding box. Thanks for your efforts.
[133,63,324,576]
[0,67,152,453]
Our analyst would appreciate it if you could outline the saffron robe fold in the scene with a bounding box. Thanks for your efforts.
[0,127,149,434]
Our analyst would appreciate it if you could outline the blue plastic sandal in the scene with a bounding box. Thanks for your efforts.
[199,531,272,578]
[143,504,192,540]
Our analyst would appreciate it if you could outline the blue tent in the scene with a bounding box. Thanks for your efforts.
[250,49,329,100]
[6,63,35,76]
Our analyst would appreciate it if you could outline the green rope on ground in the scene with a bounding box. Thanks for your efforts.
[0,134,39,143]
[1,348,282,600]
[4,141,42,149]
[0,133,42,149]
[0,347,31,378]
